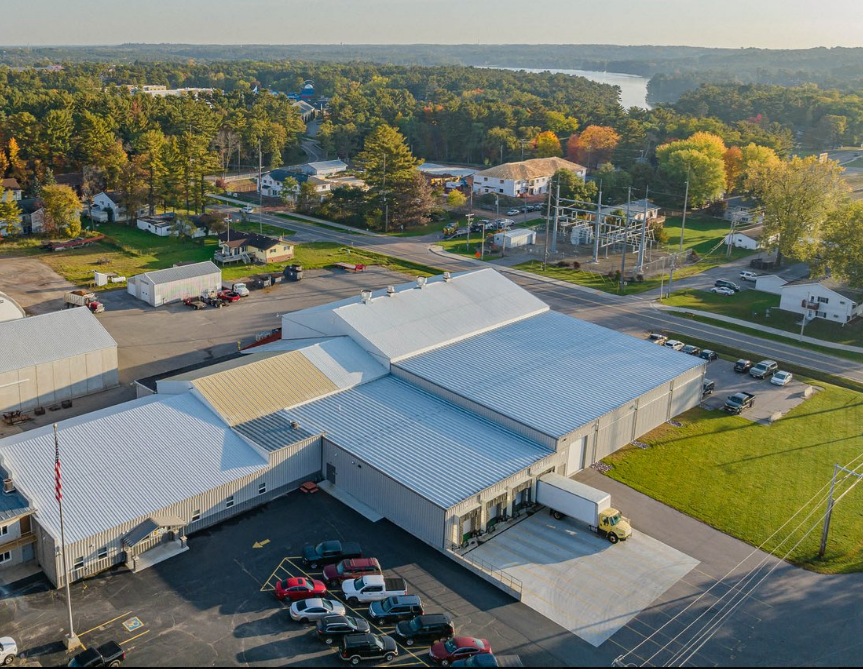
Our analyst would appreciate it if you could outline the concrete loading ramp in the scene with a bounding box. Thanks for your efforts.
[463,511,699,647]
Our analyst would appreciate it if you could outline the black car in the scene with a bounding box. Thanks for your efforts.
[368,594,424,625]
[394,614,455,646]
[681,344,701,356]
[339,633,398,665]
[700,349,718,362]
[714,279,741,292]
[69,642,125,668]
[734,359,752,373]
[702,379,715,397]
[317,615,371,646]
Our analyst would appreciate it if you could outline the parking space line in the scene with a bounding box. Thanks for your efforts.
[119,629,151,647]
[77,610,133,638]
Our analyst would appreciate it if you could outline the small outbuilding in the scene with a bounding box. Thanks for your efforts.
[127,261,222,307]
[494,228,536,249]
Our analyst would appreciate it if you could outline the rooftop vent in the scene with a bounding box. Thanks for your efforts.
[416,277,427,289]
[360,289,373,304]
[290,420,299,430]
[3,478,15,495]
[386,286,396,297]
[443,271,451,282]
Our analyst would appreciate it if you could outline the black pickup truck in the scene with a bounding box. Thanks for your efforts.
[724,392,755,414]
[302,540,363,569]
[69,641,125,668]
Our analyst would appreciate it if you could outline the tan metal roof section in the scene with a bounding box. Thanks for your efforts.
[192,351,338,425]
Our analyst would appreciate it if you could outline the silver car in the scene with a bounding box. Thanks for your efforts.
[290,598,346,623]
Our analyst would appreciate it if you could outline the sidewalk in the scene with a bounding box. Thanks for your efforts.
[657,304,863,354]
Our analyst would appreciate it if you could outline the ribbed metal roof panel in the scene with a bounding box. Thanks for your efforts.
[193,351,338,425]
[140,261,221,285]
[0,308,117,375]
[286,377,552,509]
[396,311,706,439]
[0,393,267,543]
[234,411,320,452]
[297,338,388,389]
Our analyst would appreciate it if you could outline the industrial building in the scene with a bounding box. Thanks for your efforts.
[126,261,222,306]
[0,269,705,586]
[0,309,118,413]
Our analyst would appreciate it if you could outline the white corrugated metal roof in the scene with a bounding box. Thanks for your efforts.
[297,338,388,389]
[286,376,552,509]
[0,308,117,375]
[281,269,549,363]
[396,311,706,439]
[138,261,221,285]
[0,393,268,543]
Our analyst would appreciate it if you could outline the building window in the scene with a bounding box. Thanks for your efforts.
[226,496,235,509]
[97,547,108,560]
[73,556,84,570]
[258,482,267,495]
[0,551,10,564]
[0,525,7,536]
[191,510,201,522]
[499,179,504,184]
[818,296,829,304]
[816,311,827,318]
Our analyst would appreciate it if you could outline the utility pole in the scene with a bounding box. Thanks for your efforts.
[465,213,474,253]
[619,187,632,295]
[637,186,649,270]
[819,463,863,558]
[500,143,504,165]
[679,168,690,253]
[382,154,388,234]
[550,179,560,254]
[593,182,602,263]
[258,140,263,235]
[543,181,553,271]
[519,138,530,161]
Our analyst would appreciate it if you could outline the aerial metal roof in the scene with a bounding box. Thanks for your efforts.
[0,308,117,375]
[395,311,706,439]
[234,411,321,452]
[286,376,553,509]
[0,466,32,523]
[297,338,388,389]
[0,393,268,544]
[281,269,549,363]
[137,261,221,285]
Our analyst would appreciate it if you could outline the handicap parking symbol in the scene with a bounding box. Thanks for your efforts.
[122,616,144,633]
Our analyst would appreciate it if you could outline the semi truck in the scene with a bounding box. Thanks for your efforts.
[64,290,105,314]
[536,473,632,544]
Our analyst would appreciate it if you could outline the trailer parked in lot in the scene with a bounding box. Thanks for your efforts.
[536,473,632,543]
[41,234,105,252]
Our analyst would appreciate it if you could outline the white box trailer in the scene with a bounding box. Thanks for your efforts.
[537,473,632,543]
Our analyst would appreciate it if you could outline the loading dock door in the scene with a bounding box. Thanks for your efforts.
[326,463,336,484]
[566,436,587,476]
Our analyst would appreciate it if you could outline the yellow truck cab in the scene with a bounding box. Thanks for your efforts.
[597,508,632,543]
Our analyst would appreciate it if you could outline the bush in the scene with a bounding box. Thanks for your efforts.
[572,261,581,270]
[555,260,570,268]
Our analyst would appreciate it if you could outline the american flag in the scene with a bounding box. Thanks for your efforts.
[54,440,62,503]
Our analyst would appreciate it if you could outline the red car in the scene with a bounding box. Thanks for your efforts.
[322,558,382,588]
[218,290,241,302]
[429,637,491,666]
[274,576,327,601]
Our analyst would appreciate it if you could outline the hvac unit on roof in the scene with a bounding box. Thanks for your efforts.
[416,276,427,289]
[360,289,373,304]
[386,286,396,297]
[2,478,14,494]
[443,271,451,282]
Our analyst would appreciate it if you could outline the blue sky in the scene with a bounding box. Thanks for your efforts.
[1,0,861,48]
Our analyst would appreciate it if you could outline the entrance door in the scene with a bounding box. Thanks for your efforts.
[326,463,336,484]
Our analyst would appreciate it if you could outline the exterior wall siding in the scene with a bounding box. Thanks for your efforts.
[669,368,704,419]
[322,439,446,549]
[152,273,222,307]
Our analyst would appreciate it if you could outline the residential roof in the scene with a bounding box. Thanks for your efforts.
[217,230,290,251]
[417,163,477,178]
[782,277,863,301]
[269,168,302,183]
[0,308,117,375]
[286,376,553,509]
[0,393,268,544]
[281,269,549,363]
[292,100,316,114]
[17,198,43,214]
[1,178,21,191]
[736,225,766,240]
[396,310,705,439]
[473,157,586,181]
[102,191,122,204]
[306,160,347,172]
[137,261,221,286]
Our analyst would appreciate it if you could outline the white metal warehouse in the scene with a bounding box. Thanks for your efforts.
[126,261,221,306]
[0,308,118,413]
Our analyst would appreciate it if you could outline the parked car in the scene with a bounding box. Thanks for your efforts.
[714,279,741,292]
[323,558,382,588]
[682,344,701,356]
[494,218,515,228]
[647,333,668,345]
[725,392,755,414]
[749,360,779,379]
[710,286,735,296]
[451,654,524,668]
[739,271,759,281]
[242,205,255,213]
[733,359,752,373]
[700,349,718,362]
[771,371,793,386]
[430,637,492,666]
[339,633,398,665]
[702,379,715,397]
[69,642,125,668]
[368,594,424,625]
[317,615,371,646]
[664,339,685,351]
[342,575,407,606]
[505,209,521,216]
[274,576,327,601]
[290,598,346,623]
[217,290,241,302]
[0,638,17,666]
[302,540,363,569]
[231,282,250,297]
[394,614,454,646]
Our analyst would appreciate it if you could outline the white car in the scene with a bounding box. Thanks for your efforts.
[664,339,685,351]
[711,286,735,296]
[290,598,346,623]
[506,208,521,216]
[739,271,759,281]
[231,283,250,297]
[770,371,793,386]
[0,638,17,666]
[241,205,255,214]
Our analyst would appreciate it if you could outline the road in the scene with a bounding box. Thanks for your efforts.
[238,207,863,385]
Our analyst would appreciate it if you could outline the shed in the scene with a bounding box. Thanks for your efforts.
[754,274,787,295]
[494,228,536,249]
[0,309,118,413]
[127,261,221,306]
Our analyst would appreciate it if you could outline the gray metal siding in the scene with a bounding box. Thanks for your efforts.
[670,368,704,418]
[635,383,672,439]
[323,439,446,549]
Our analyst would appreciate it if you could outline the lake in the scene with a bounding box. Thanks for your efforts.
[492,67,652,110]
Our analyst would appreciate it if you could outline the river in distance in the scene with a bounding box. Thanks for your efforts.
[492,66,652,110]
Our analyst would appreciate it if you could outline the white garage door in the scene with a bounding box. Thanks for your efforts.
[566,436,587,476]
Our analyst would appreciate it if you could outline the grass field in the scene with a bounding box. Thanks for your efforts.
[603,384,863,574]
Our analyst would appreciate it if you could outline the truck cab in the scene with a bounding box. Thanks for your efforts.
[597,509,632,543]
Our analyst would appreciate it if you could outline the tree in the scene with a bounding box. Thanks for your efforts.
[279,176,299,208]
[723,146,744,193]
[567,125,620,169]
[739,143,780,180]
[135,130,167,215]
[296,182,318,213]
[822,201,863,287]
[116,156,147,225]
[657,132,728,207]
[533,131,562,158]
[390,171,435,229]
[446,189,467,210]
[592,163,633,205]
[553,169,598,202]
[0,189,22,236]
[746,156,848,265]
[41,184,82,238]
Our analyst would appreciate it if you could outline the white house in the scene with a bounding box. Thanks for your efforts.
[291,100,316,122]
[137,216,206,238]
[300,160,347,177]
[472,157,586,198]
[91,191,145,223]
[1,178,22,201]
[779,278,863,324]
[754,274,787,296]
[725,225,776,251]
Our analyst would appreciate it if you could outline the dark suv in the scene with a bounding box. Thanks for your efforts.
[715,279,741,292]
[339,634,398,665]
[394,614,455,646]
[317,615,371,646]
[749,359,778,379]
[368,594,424,625]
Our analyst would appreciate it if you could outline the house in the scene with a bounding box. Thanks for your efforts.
[91,191,145,223]
[754,274,787,295]
[300,160,347,177]
[724,196,763,225]
[1,178,22,201]
[779,278,863,324]
[16,198,44,235]
[291,99,316,123]
[472,157,587,198]
[137,215,206,238]
[216,230,294,265]
[55,172,84,197]
[259,169,333,199]
[725,225,775,251]
[326,175,368,191]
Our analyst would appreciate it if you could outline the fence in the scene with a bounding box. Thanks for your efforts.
[458,551,523,596]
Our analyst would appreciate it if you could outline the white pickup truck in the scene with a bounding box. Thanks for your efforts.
[342,574,407,606]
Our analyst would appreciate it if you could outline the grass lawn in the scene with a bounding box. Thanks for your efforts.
[662,214,752,263]
[603,384,863,574]
[843,157,863,169]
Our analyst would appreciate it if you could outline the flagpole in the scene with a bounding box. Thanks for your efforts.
[54,424,80,650]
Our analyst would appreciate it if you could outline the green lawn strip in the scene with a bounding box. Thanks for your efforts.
[437,237,500,260]
[513,260,677,296]
[842,157,863,169]
[602,385,863,574]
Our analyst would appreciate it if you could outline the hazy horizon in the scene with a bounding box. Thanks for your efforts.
[1,0,862,50]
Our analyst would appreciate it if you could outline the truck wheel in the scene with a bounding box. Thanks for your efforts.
[385,653,394,662]
[350,656,361,665]
[608,533,619,544]
[324,636,334,645]
[108,662,121,668]
[441,660,450,667]
[3,655,15,666]
[348,597,359,606]
[551,511,564,520]
[299,617,309,624]
[406,638,415,646]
